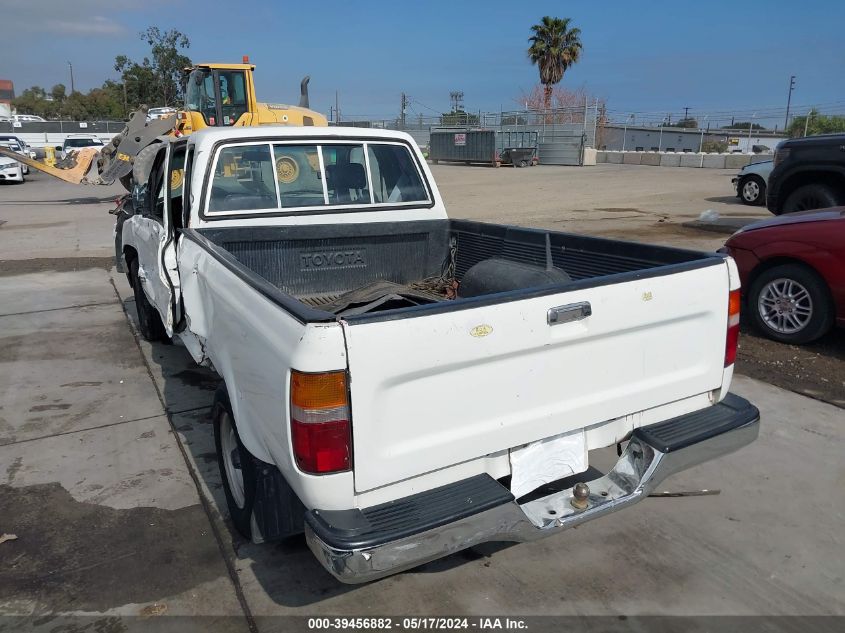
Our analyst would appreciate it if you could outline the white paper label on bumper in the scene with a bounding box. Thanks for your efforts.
[509,429,588,499]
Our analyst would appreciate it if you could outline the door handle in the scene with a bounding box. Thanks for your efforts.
[547,301,592,325]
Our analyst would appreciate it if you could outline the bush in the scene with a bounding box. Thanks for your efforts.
[701,140,728,153]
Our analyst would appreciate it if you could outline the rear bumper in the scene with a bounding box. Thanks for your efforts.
[305,393,759,584]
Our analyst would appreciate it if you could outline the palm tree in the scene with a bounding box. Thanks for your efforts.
[528,16,583,112]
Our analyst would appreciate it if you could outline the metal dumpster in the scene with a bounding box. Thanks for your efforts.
[429,130,499,166]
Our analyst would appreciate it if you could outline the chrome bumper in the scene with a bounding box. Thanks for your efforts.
[305,394,760,584]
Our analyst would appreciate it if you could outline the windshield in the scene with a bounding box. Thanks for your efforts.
[65,138,103,148]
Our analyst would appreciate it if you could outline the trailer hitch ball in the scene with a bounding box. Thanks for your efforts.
[571,482,590,510]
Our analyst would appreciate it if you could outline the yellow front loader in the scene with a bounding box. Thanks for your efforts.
[0,59,327,190]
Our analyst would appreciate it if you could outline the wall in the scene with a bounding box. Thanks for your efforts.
[596,150,774,169]
[0,120,123,148]
[600,124,786,153]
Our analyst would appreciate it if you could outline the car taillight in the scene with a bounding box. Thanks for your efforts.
[290,370,351,474]
[725,289,741,367]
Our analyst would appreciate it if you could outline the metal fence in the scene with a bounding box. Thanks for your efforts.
[0,120,126,134]
[336,100,601,149]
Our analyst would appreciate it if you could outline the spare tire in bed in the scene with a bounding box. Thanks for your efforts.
[458,258,571,298]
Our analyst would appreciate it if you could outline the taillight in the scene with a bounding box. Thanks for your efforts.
[725,289,741,366]
[290,370,351,474]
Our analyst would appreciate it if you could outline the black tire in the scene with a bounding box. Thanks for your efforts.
[748,263,834,344]
[738,175,765,206]
[213,385,257,540]
[129,257,167,342]
[781,183,844,214]
[131,142,163,187]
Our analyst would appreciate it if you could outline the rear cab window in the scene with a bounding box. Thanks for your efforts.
[203,139,430,217]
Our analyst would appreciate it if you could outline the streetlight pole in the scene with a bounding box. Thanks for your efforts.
[784,75,795,131]
[658,120,664,152]
[622,113,634,151]
[803,109,813,137]
[748,113,756,153]
[698,116,709,152]
[67,61,75,94]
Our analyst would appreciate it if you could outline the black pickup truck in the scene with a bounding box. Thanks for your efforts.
[767,133,845,215]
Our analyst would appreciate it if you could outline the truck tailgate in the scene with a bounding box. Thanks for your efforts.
[342,261,729,492]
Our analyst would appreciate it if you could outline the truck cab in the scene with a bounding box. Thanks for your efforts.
[179,62,326,136]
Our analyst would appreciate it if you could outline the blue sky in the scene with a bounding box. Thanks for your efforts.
[3,0,844,128]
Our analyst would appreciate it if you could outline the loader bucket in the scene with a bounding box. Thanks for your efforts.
[0,146,99,185]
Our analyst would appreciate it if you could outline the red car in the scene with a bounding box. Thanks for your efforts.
[723,208,845,344]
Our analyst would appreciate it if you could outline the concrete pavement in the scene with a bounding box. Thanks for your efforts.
[0,168,843,628]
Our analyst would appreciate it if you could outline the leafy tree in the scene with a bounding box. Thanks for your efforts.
[440,110,479,127]
[674,117,698,128]
[50,84,67,103]
[12,82,124,120]
[527,16,582,111]
[142,26,191,106]
[701,140,728,153]
[722,121,766,130]
[787,109,845,138]
[11,87,49,117]
[114,27,191,112]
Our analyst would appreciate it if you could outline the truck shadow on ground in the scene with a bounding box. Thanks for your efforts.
[703,195,745,205]
[122,296,509,606]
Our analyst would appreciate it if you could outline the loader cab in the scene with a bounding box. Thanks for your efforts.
[183,64,256,130]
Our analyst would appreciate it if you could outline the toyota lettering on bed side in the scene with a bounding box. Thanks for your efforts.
[300,250,367,270]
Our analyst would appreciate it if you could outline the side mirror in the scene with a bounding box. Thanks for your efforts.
[131,183,148,214]
[55,146,63,151]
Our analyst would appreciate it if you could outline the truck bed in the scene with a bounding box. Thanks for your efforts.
[186,219,723,322]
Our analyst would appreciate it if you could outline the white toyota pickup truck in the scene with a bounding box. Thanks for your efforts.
[114,126,759,583]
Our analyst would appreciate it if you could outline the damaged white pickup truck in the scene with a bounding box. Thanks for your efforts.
[114,126,759,583]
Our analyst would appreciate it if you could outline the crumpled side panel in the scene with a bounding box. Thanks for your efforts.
[175,237,354,509]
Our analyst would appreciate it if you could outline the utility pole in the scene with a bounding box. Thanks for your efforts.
[684,106,690,121]
[449,90,464,113]
[400,92,407,128]
[784,75,796,131]
[67,61,75,94]
[335,91,340,124]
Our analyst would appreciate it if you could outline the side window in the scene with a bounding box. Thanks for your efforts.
[151,166,166,221]
[182,146,194,227]
[219,70,248,126]
[272,144,326,208]
[322,144,370,204]
[367,144,428,204]
[168,145,187,230]
[208,144,277,212]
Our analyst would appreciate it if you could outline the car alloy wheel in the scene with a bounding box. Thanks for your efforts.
[757,277,813,334]
[741,179,760,203]
[220,410,246,509]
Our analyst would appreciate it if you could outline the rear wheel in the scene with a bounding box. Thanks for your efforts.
[739,175,765,205]
[213,386,257,539]
[748,263,834,344]
[781,183,844,214]
[129,257,167,342]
